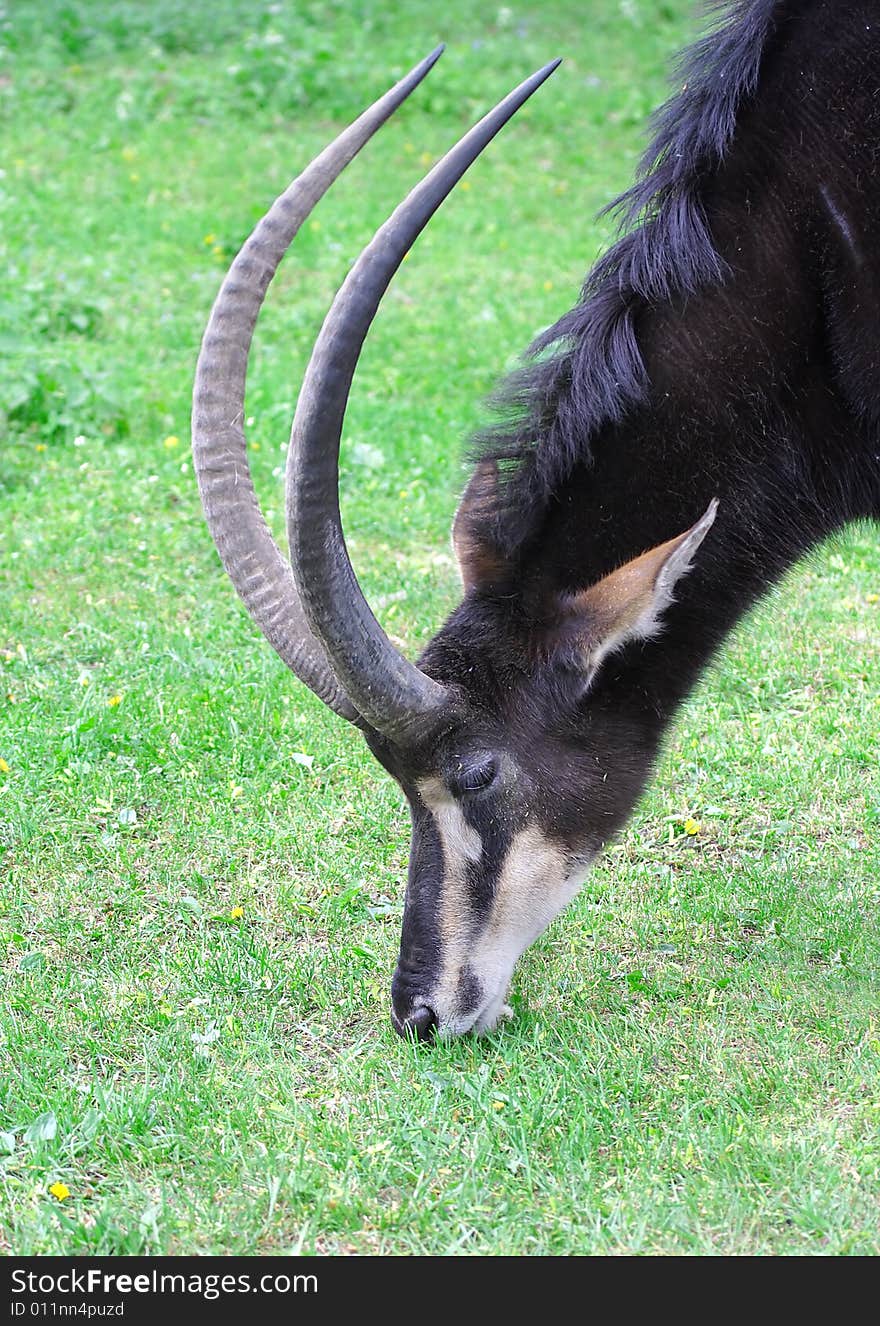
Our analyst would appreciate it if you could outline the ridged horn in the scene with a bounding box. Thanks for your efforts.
[191,47,444,723]
[287,60,562,741]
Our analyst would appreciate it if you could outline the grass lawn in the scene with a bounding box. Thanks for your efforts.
[1,0,879,1256]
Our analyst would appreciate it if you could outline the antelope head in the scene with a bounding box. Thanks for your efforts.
[192,51,718,1040]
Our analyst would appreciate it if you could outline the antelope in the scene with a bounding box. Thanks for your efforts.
[193,0,880,1039]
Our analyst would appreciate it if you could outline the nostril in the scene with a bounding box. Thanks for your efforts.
[395,1004,437,1042]
[408,1005,437,1039]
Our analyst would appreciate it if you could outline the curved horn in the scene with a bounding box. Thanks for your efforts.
[287,60,562,741]
[192,48,444,723]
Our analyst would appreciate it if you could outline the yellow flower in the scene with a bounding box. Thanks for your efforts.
[229,783,243,799]
[107,694,122,707]
[683,818,701,836]
[867,593,879,605]
[203,232,216,246]
[0,758,9,773]
[211,244,224,258]
[121,145,137,162]
[35,443,47,453]
[230,905,244,920]
[78,673,90,687]
[49,1182,70,1202]
[163,435,179,449]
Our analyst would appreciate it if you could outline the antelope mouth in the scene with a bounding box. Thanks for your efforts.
[392,975,514,1042]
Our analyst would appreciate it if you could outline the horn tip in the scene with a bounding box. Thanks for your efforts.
[416,44,446,75]
[516,57,562,102]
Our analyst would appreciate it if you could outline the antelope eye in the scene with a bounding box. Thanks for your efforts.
[452,756,499,796]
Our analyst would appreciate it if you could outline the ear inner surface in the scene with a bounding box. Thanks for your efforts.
[552,498,719,671]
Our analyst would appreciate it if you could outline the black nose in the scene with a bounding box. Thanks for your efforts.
[394,1004,437,1042]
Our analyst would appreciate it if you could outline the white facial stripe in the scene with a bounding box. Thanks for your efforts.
[417,777,482,866]
[416,778,483,1010]
[485,824,579,954]
[420,808,593,1036]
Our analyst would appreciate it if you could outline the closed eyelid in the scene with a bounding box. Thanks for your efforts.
[448,756,499,796]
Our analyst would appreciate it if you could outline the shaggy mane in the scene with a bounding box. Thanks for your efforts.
[471,0,781,553]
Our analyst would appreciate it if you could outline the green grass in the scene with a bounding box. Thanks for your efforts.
[1,0,879,1256]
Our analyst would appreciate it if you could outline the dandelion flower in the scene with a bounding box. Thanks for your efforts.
[163,435,179,449]
[230,905,244,920]
[49,1182,70,1202]
[107,694,122,708]
[683,818,701,836]
[0,758,9,774]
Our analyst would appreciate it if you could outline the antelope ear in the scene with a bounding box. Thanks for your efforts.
[452,459,508,592]
[550,499,719,678]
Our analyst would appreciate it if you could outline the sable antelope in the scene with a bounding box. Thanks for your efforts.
[193,0,880,1040]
